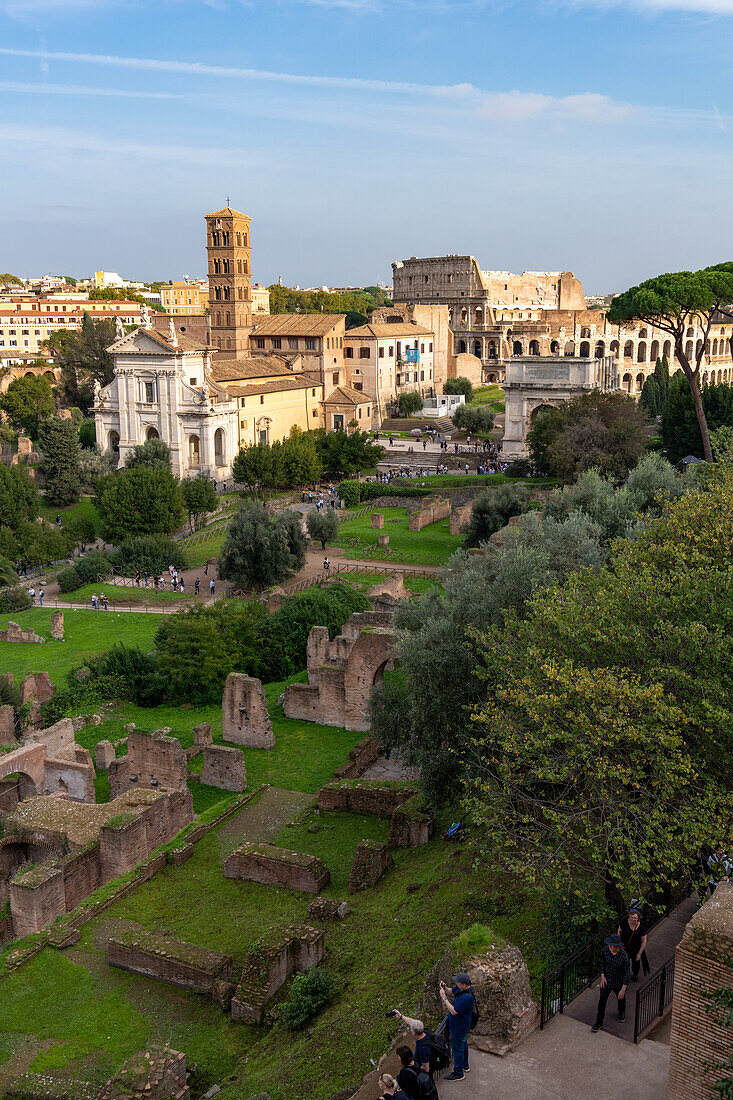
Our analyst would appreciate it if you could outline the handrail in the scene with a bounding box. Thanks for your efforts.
[633,955,675,1043]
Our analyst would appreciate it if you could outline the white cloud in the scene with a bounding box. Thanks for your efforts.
[563,0,733,12]
[0,80,181,101]
[0,48,636,124]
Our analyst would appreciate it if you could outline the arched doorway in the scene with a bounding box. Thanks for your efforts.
[473,340,482,358]
[108,430,120,455]
[530,404,558,424]
[564,341,575,356]
[214,428,225,466]
[458,340,466,354]
[529,340,540,356]
[188,435,201,468]
[146,426,159,441]
[622,373,632,393]
[372,659,395,687]
[580,341,590,358]
[513,341,523,356]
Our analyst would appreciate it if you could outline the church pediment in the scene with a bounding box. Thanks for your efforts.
[108,327,176,357]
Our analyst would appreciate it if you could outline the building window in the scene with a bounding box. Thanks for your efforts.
[305,338,316,350]
[144,382,154,403]
[272,338,281,349]
[255,337,265,349]
[260,395,265,404]
[379,347,384,358]
[190,377,196,385]
[420,343,424,352]
[289,338,299,350]
[332,372,339,385]
[354,382,363,391]
[359,347,370,359]
[344,347,353,358]
[312,409,318,417]
[429,343,433,352]
[312,388,316,396]
[389,346,394,357]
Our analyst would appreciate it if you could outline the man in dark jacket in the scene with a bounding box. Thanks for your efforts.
[591,933,631,1032]
[440,973,475,1081]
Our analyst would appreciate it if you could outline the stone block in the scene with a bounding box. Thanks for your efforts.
[231,925,325,1024]
[377,533,389,547]
[307,897,351,921]
[108,931,232,1001]
[370,512,384,529]
[108,729,188,798]
[224,843,330,894]
[200,744,246,792]
[0,704,14,741]
[222,673,274,749]
[194,722,213,747]
[50,611,64,640]
[95,740,115,770]
[348,839,393,894]
[19,672,56,705]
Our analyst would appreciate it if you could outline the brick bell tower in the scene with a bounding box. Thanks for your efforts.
[205,206,252,355]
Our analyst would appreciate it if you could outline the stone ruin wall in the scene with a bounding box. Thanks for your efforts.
[450,500,473,535]
[408,497,451,532]
[200,744,247,792]
[232,925,326,1024]
[108,931,233,1005]
[348,840,393,894]
[317,780,416,818]
[109,730,188,798]
[224,842,330,895]
[222,673,274,748]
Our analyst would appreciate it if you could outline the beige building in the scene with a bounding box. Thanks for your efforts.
[210,355,323,445]
[249,313,347,393]
[343,322,435,420]
[322,385,373,432]
[0,296,143,362]
[252,283,271,315]
[160,281,209,316]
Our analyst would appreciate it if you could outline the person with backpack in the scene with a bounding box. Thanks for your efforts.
[440,973,476,1081]
[378,1072,408,1100]
[395,1047,438,1100]
[390,1013,434,1075]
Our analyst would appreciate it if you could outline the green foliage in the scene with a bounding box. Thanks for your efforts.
[0,555,17,588]
[452,403,495,434]
[268,284,391,317]
[397,391,423,417]
[280,967,336,1030]
[232,442,282,500]
[640,374,662,418]
[504,458,533,477]
[314,429,384,479]
[87,287,164,311]
[463,485,526,547]
[661,373,733,462]
[57,566,82,593]
[259,583,369,682]
[123,437,171,470]
[541,885,613,966]
[277,430,322,489]
[0,374,54,438]
[453,924,504,959]
[43,314,115,411]
[78,447,116,493]
[276,508,308,573]
[75,548,114,584]
[0,464,39,532]
[112,535,187,576]
[306,507,339,549]
[0,273,23,286]
[527,390,650,481]
[96,467,185,542]
[218,503,306,591]
[78,420,96,449]
[444,377,474,401]
[0,587,32,614]
[181,475,217,530]
[336,480,431,508]
[39,417,82,505]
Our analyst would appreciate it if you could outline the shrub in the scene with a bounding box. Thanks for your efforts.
[452,404,495,434]
[218,503,301,592]
[96,466,186,542]
[259,583,369,682]
[87,645,164,707]
[453,924,504,959]
[444,377,474,401]
[111,535,187,577]
[505,458,533,477]
[280,967,336,1030]
[78,420,96,449]
[464,485,527,547]
[397,391,423,417]
[306,508,339,549]
[123,437,172,470]
[75,548,114,585]
[0,587,32,614]
[336,481,432,507]
[57,566,82,593]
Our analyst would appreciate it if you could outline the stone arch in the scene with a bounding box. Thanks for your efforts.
[580,341,590,357]
[487,341,498,359]
[663,340,672,359]
[108,430,120,455]
[624,340,634,358]
[639,328,648,339]
[214,428,225,467]
[529,403,560,423]
[529,340,540,356]
[458,339,466,354]
[550,340,560,355]
[372,658,395,687]
[475,307,483,326]
[610,340,619,355]
[622,372,633,393]
[0,770,37,801]
[702,372,709,386]
[581,327,591,339]
[637,342,647,362]
[564,341,575,356]
[718,369,723,383]
[473,340,482,358]
[696,338,703,358]
[595,341,605,359]
[146,426,159,440]
[636,372,644,392]
[513,340,523,356]
[650,340,659,362]
[188,434,201,468]
[712,339,718,356]
[685,340,693,360]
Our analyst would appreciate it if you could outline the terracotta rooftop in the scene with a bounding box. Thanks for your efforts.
[323,384,371,406]
[225,376,323,397]
[210,356,297,382]
[345,323,433,338]
[206,206,249,219]
[250,313,345,337]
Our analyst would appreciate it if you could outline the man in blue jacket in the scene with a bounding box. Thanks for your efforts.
[439,973,474,1081]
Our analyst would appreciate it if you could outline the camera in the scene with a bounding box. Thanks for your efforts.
[385,1010,398,1018]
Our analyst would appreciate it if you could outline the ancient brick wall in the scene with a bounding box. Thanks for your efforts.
[222,674,274,748]
[224,842,330,894]
[668,882,733,1100]
[62,844,102,911]
[317,780,417,818]
[348,840,393,894]
[200,744,246,791]
[43,757,96,802]
[10,863,66,936]
[108,931,232,1000]
[97,1046,189,1100]
[408,497,450,532]
[108,730,188,798]
[19,672,56,705]
[333,736,381,781]
[450,500,473,535]
[99,814,148,880]
[231,925,326,1024]
[0,622,45,644]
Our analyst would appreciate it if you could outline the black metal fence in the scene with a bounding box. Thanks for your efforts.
[539,897,680,1029]
[633,956,675,1043]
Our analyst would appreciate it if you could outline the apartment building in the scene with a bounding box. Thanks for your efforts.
[248,313,346,394]
[160,281,210,316]
[343,322,435,418]
[0,296,143,360]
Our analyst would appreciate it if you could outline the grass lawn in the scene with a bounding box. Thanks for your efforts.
[335,507,462,566]
[335,573,441,597]
[182,529,227,569]
[470,383,505,411]
[57,583,194,607]
[388,473,557,490]
[0,608,163,683]
[38,497,102,537]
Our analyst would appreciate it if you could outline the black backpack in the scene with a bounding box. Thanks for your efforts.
[470,1002,480,1031]
[428,1034,450,1073]
[401,1066,438,1100]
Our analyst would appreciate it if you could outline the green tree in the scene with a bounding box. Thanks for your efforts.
[444,377,474,401]
[654,355,671,402]
[278,430,322,488]
[0,555,17,587]
[0,273,23,286]
[314,429,384,478]
[39,417,82,505]
[306,507,339,549]
[397,391,423,417]
[276,508,308,573]
[42,313,115,410]
[452,403,495,434]
[661,375,733,462]
[527,391,649,481]
[463,485,526,547]
[0,373,54,438]
[218,503,297,591]
[640,374,662,418]
[181,475,217,531]
[78,420,96,449]
[232,442,282,500]
[608,265,733,461]
[96,466,185,542]
[0,463,39,532]
[123,437,171,470]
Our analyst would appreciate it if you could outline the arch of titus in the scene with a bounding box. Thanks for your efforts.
[502,354,618,458]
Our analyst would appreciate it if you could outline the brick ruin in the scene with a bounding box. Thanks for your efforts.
[668,881,733,1100]
[5,786,193,935]
[307,896,351,922]
[317,779,416,817]
[332,736,381,781]
[6,1047,189,1100]
[109,729,188,798]
[224,842,330,894]
[231,925,326,1024]
[408,497,451,532]
[283,610,396,731]
[0,622,46,644]
[222,673,274,748]
[0,718,96,807]
[200,744,247,792]
[109,929,234,1008]
[449,500,473,535]
[348,840,393,894]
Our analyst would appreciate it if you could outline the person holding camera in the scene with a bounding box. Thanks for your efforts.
[440,973,475,1082]
[390,1012,432,1073]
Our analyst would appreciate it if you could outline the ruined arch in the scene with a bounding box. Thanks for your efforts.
[564,341,575,356]
[636,373,644,392]
[650,340,659,362]
[637,342,647,362]
[622,373,632,393]
[624,341,634,358]
[513,341,523,356]
[529,340,540,356]
[580,341,590,358]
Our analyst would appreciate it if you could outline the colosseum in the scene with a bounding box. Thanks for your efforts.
[392,255,733,392]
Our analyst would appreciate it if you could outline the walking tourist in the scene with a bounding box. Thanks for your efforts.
[209,578,215,595]
[100,593,108,610]
[618,907,649,980]
[29,586,35,604]
[440,973,475,1081]
[591,933,630,1032]
[38,589,44,606]
[195,577,200,595]
[91,593,98,609]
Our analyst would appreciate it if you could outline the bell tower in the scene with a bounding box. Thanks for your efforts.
[205,206,252,355]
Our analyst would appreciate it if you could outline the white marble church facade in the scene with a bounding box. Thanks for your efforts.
[94,321,239,479]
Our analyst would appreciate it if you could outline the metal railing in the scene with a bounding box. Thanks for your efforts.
[633,956,675,1043]
[278,561,438,596]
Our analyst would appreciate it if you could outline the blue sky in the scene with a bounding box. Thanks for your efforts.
[1,0,732,293]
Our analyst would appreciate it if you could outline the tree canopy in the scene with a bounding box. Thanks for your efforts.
[608,265,733,461]
[96,466,186,542]
[124,437,172,470]
[39,417,82,506]
[42,313,115,410]
[0,373,55,439]
[218,503,307,591]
